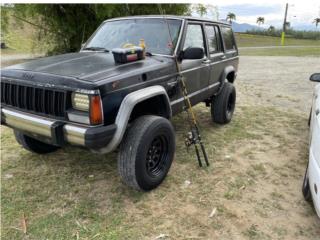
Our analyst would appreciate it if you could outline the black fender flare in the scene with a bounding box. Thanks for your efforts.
[95,85,172,153]
[216,65,236,96]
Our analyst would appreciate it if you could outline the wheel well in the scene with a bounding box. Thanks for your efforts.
[226,71,235,83]
[130,95,171,122]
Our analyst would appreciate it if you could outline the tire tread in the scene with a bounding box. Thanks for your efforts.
[118,115,174,191]
[211,82,236,124]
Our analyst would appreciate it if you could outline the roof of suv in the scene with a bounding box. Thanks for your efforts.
[104,15,231,26]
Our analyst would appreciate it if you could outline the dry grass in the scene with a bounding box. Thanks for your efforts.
[235,33,320,47]
[2,101,320,239]
[1,53,320,239]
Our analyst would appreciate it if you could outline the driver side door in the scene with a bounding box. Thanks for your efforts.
[179,22,210,106]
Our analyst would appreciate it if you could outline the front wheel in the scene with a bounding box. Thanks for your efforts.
[118,115,175,191]
[14,130,60,154]
[211,82,236,124]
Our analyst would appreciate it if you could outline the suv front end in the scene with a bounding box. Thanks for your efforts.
[1,77,116,150]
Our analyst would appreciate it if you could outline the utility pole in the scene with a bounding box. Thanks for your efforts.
[281,3,289,46]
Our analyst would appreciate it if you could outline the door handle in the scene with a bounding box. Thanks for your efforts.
[167,81,178,97]
[220,55,226,60]
[167,81,178,88]
[202,59,211,64]
[316,109,320,116]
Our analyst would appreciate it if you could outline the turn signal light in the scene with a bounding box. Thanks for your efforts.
[90,95,103,125]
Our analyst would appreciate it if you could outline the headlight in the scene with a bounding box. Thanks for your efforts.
[72,93,90,111]
[69,92,103,125]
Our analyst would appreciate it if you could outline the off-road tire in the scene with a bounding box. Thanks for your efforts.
[211,82,236,124]
[118,115,175,191]
[302,164,312,201]
[14,130,60,154]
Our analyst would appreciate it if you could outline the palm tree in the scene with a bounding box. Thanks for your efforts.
[226,12,236,23]
[256,17,265,26]
[268,25,275,31]
[313,18,320,27]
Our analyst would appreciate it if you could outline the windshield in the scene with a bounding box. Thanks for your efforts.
[85,18,182,55]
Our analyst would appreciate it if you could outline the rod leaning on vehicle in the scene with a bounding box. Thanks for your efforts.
[159,5,209,167]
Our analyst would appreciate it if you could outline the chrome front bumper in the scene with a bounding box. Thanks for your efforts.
[1,108,116,150]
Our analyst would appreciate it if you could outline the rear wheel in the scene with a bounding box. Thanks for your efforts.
[14,130,60,154]
[302,164,312,201]
[211,82,236,124]
[118,115,175,191]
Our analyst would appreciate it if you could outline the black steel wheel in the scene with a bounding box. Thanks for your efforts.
[146,135,169,178]
[118,115,175,191]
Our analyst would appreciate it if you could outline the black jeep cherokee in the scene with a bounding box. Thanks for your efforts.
[1,16,239,191]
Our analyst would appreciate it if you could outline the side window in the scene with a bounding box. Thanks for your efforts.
[205,25,218,53]
[183,24,205,51]
[221,27,236,51]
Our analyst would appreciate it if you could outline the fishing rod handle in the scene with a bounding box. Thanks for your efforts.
[194,144,203,167]
[200,142,209,166]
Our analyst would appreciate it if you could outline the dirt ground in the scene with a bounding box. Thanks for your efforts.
[224,56,320,239]
[1,56,320,239]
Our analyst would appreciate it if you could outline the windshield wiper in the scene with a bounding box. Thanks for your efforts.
[83,47,109,52]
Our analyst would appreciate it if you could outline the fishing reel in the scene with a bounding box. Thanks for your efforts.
[184,129,209,167]
[184,130,198,148]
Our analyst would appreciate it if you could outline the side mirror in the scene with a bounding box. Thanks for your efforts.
[81,43,86,49]
[310,73,320,82]
[180,47,204,60]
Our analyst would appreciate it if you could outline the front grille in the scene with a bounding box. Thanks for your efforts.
[1,81,67,118]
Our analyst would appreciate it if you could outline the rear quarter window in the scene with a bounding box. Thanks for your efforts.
[221,27,236,51]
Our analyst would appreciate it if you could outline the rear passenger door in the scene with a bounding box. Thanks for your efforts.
[204,24,225,87]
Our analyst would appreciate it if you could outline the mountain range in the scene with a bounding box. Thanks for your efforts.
[231,22,262,32]
[229,21,320,32]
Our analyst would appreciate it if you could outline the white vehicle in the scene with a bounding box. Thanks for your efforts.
[302,73,320,218]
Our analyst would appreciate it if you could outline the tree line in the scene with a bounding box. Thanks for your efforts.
[225,12,320,40]
[1,4,191,54]
[245,29,320,40]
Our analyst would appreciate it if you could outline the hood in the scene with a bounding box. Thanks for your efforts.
[3,52,173,82]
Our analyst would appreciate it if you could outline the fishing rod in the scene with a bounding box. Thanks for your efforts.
[158,5,209,167]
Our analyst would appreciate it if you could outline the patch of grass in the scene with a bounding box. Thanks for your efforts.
[235,33,320,47]
[0,104,316,239]
[239,46,320,56]
[272,226,288,238]
[224,176,253,200]
[243,224,271,240]
[252,163,267,175]
[246,163,267,179]
[254,197,284,218]
[270,191,284,200]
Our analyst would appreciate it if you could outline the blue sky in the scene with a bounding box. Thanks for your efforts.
[192,0,320,30]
